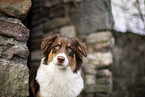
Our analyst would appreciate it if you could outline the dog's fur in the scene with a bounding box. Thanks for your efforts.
[29,34,87,97]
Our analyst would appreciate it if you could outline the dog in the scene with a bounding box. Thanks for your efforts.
[30,34,87,97]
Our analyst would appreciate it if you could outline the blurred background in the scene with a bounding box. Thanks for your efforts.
[25,0,145,97]
[0,0,144,97]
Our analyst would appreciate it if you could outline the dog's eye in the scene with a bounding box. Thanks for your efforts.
[67,46,74,57]
[55,45,60,50]
[67,46,72,52]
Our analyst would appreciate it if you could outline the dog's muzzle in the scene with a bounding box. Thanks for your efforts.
[53,53,69,67]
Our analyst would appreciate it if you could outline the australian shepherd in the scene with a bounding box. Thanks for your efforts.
[30,34,87,97]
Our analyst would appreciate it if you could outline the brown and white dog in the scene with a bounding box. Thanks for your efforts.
[30,34,87,97]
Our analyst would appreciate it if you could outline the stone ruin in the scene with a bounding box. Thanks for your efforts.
[0,0,145,97]
[29,0,113,97]
[0,0,31,96]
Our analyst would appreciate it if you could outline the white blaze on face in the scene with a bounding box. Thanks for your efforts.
[53,53,69,67]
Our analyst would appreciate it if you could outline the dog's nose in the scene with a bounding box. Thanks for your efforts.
[57,56,65,63]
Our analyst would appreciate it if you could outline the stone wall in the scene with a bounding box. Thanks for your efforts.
[82,31,114,97]
[0,0,31,96]
[29,0,113,97]
[111,1,145,97]
[2,0,144,97]
[76,0,113,36]
[111,32,145,97]
[76,0,113,96]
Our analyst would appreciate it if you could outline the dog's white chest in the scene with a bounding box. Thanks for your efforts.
[36,61,84,97]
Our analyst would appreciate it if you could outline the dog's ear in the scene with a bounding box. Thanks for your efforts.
[41,34,59,57]
[73,38,87,57]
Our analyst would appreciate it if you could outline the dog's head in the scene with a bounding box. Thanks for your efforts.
[41,34,87,72]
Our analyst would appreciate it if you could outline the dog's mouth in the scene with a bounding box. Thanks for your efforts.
[53,61,67,68]
[56,63,68,69]
[56,63,64,66]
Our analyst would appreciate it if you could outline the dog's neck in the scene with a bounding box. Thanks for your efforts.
[36,58,84,97]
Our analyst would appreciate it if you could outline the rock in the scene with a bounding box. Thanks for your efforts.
[96,94,109,97]
[43,17,70,31]
[85,94,95,97]
[84,51,112,80]
[83,62,97,75]
[85,75,96,85]
[2,43,29,59]
[87,32,112,43]
[0,35,14,45]
[87,52,113,66]
[86,31,113,53]
[0,14,29,42]
[0,13,24,26]
[48,5,65,18]
[44,0,61,7]
[60,25,76,38]
[94,42,110,52]
[96,69,112,78]
[86,84,111,93]
[76,0,113,35]
[63,0,82,3]
[0,59,29,96]
[0,47,3,57]
[0,35,29,59]
[96,77,111,85]
[0,0,31,20]
[87,42,110,53]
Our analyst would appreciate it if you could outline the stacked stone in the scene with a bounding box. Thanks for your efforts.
[82,32,114,97]
[0,0,31,96]
[112,32,145,97]
[31,0,44,38]
[76,0,114,97]
[29,0,44,68]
